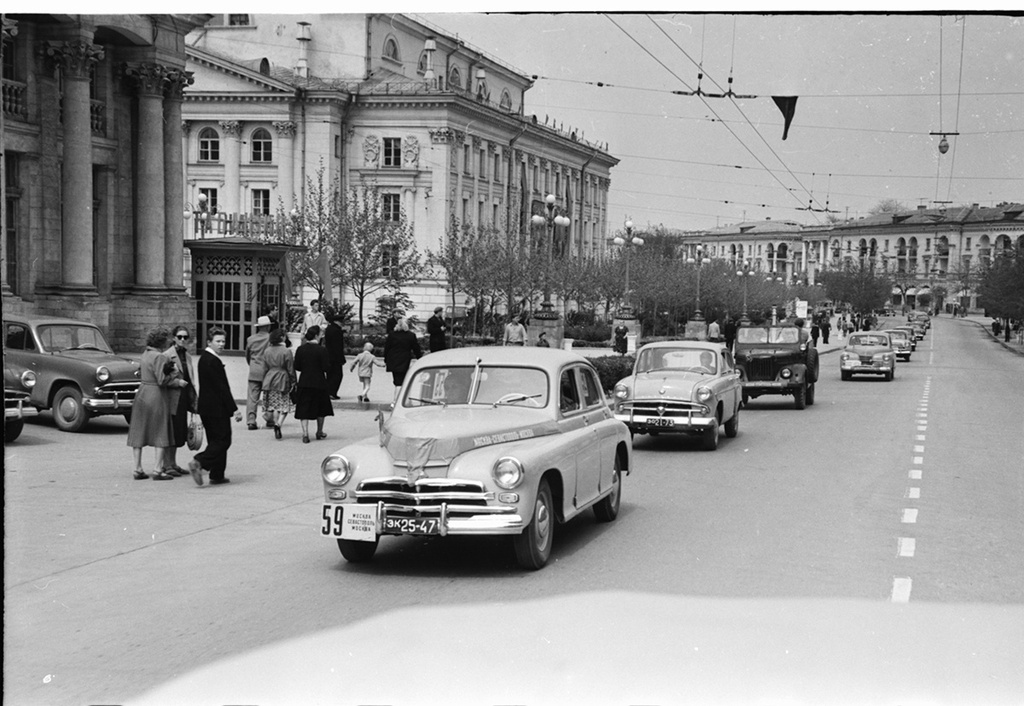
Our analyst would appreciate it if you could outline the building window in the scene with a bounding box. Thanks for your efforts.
[252,189,270,215]
[463,144,471,174]
[383,137,402,168]
[2,35,17,81]
[199,127,220,162]
[381,245,399,277]
[334,135,341,158]
[382,193,400,222]
[199,187,219,214]
[966,237,972,250]
[532,165,538,192]
[479,149,486,178]
[493,153,502,181]
[228,14,250,26]
[383,37,400,62]
[250,128,272,162]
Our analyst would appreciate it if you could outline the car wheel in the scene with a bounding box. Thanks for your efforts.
[793,382,807,410]
[885,371,894,382]
[337,537,378,563]
[806,348,820,383]
[841,371,851,381]
[593,454,623,523]
[5,419,25,443]
[724,405,739,438]
[701,418,720,451]
[514,478,554,570]
[52,386,90,432]
[806,382,816,406]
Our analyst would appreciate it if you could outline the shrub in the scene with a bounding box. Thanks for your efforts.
[589,354,635,392]
[564,322,612,343]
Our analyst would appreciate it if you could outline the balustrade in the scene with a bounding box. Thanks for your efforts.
[2,78,27,119]
[189,212,293,240]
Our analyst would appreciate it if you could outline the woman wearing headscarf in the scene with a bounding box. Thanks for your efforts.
[293,325,333,443]
[127,327,189,480]
[383,317,422,401]
[262,328,296,440]
[163,324,197,474]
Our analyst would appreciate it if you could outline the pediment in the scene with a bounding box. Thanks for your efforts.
[186,47,296,96]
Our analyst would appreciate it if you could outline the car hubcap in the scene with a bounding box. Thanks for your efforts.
[59,397,79,421]
[535,497,551,548]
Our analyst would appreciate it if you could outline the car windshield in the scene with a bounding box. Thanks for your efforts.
[736,327,799,345]
[849,335,889,347]
[888,331,908,341]
[636,347,717,374]
[36,324,113,353]
[402,365,549,408]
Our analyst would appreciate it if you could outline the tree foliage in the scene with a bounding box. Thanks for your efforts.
[977,251,1024,321]
[818,262,892,313]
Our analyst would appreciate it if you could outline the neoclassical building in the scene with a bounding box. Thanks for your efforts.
[181,13,618,318]
[2,14,209,350]
[675,203,1024,313]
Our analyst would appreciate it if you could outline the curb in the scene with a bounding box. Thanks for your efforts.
[962,318,1024,357]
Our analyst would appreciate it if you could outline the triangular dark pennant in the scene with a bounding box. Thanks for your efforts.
[772,96,798,140]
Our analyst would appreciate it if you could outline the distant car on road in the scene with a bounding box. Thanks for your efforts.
[612,340,741,450]
[319,347,631,570]
[3,314,141,432]
[884,328,913,361]
[734,323,819,409]
[840,332,897,381]
[4,360,38,442]
[888,325,918,351]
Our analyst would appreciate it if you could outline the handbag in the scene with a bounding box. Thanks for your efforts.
[186,415,204,451]
[289,384,301,405]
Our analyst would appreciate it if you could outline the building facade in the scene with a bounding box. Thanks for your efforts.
[181,13,618,319]
[2,14,208,350]
[675,203,1024,313]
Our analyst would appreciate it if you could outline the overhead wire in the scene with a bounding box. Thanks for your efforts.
[944,16,968,204]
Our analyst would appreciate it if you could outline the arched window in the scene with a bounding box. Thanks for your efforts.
[448,67,462,89]
[499,90,513,111]
[250,128,272,163]
[198,127,220,162]
[383,36,400,62]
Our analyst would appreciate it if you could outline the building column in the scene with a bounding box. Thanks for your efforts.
[274,121,296,210]
[220,120,242,214]
[163,70,192,290]
[125,62,167,289]
[47,38,104,291]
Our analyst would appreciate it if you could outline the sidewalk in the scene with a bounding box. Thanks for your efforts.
[958,314,1024,357]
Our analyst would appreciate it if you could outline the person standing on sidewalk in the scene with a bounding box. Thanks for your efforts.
[323,314,346,400]
[163,325,197,475]
[384,317,423,400]
[262,328,296,440]
[294,326,334,443]
[189,327,242,486]
[427,306,448,352]
[244,316,273,430]
[127,327,189,481]
[820,316,831,344]
[350,341,384,402]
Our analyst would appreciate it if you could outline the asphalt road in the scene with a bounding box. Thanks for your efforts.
[4,316,1023,705]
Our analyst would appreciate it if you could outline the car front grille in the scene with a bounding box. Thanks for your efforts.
[95,381,140,401]
[622,400,704,415]
[5,390,32,408]
[354,477,494,509]
[745,358,777,381]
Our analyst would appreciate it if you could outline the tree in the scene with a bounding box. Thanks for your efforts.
[338,181,423,332]
[869,198,906,215]
[977,251,1024,325]
[427,217,483,347]
[819,261,892,313]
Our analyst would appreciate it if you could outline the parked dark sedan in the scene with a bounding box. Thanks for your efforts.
[4,314,141,432]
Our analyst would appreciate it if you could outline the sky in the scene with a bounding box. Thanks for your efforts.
[417,11,1023,233]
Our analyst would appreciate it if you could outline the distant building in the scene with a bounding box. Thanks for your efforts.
[2,14,209,350]
[181,13,618,320]
[674,204,1024,313]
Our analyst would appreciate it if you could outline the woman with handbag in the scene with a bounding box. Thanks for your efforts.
[293,325,334,443]
[262,328,296,440]
[164,325,198,474]
[127,327,190,480]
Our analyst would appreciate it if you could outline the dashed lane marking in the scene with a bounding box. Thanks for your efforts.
[898,538,916,557]
[902,509,919,523]
[907,487,921,499]
[892,577,913,603]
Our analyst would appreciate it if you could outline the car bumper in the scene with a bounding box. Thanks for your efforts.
[841,363,893,375]
[742,381,797,394]
[83,396,135,412]
[614,411,716,433]
[324,500,526,538]
[5,401,39,420]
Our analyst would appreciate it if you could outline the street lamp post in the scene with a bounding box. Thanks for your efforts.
[530,193,571,313]
[737,260,755,324]
[183,192,209,238]
[612,219,644,315]
[686,244,706,321]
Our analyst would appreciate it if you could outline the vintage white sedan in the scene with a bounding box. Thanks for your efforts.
[319,347,631,570]
[612,340,742,450]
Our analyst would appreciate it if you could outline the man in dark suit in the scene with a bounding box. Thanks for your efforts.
[323,314,345,400]
[427,306,448,352]
[189,327,242,486]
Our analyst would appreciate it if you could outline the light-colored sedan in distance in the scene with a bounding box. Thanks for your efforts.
[840,332,898,381]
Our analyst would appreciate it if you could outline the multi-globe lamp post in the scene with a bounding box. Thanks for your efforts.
[612,219,644,315]
[686,244,706,321]
[737,259,755,324]
[183,192,209,237]
[530,193,571,313]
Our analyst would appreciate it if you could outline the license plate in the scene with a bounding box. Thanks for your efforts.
[645,417,675,427]
[383,516,441,535]
[321,504,377,542]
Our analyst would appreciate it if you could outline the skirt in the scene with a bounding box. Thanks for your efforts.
[294,387,334,420]
[264,389,295,415]
[170,392,189,448]
[126,384,173,449]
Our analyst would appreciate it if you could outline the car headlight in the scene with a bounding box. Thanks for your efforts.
[696,386,712,402]
[321,454,353,486]
[613,383,630,400]
[780,368,792,379]
[841,353,851,361]
[21,370,37,388]
[96,366,111,383]
[492,456,524,490]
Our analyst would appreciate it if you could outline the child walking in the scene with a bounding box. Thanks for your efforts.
[349,342,385,402]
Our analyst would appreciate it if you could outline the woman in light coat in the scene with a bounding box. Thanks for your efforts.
[262,328,296,440]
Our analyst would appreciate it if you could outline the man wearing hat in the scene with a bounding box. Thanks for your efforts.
[427,306,448,353]
[244,315,274,430]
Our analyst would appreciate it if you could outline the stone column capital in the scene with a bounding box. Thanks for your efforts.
[182,120,192,135]
[429,127,453,144]
[123,62,168,96]
[46,39,104,79]
[2,16,18,41]
[273,121,297,137]
[219,120,242,136]
[163,69,194,100]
